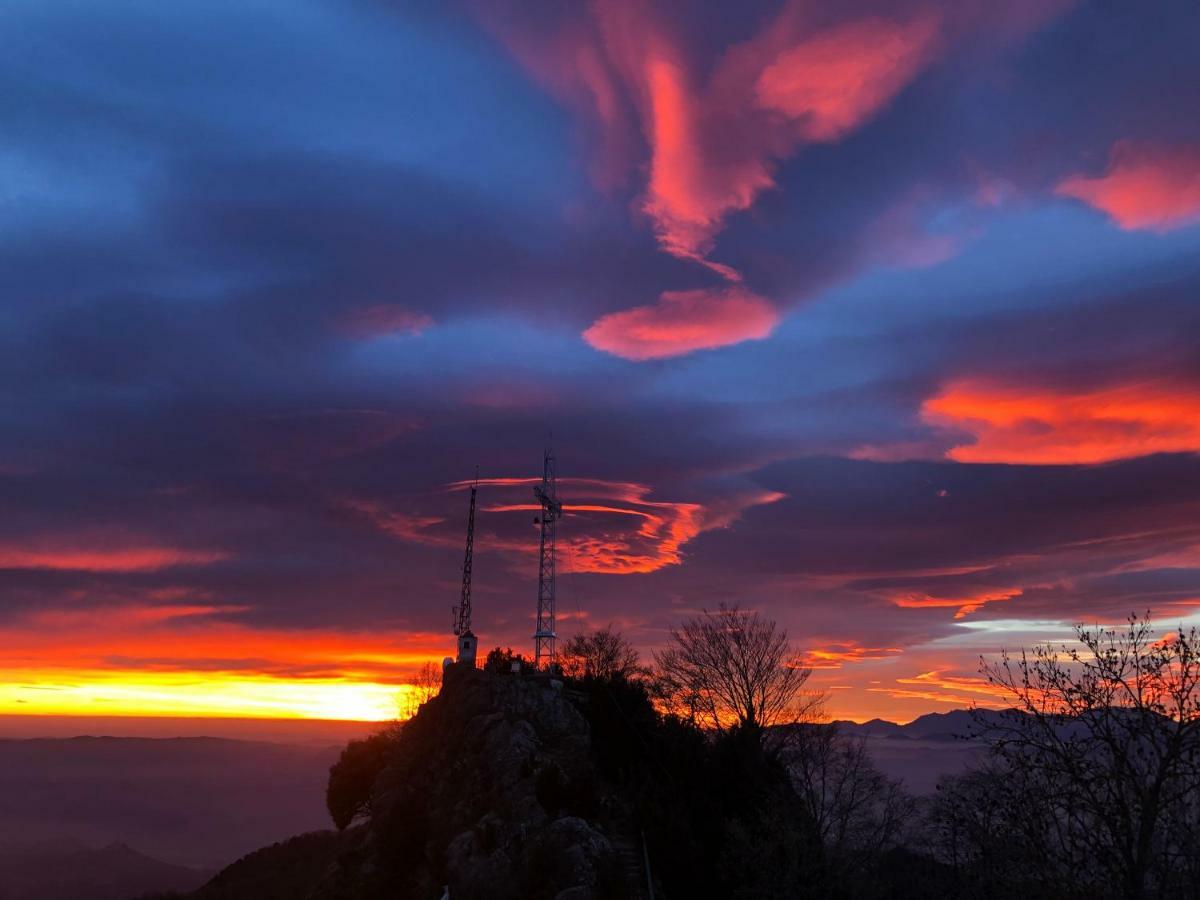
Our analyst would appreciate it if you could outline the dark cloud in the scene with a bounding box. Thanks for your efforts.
[2,0,1199,720]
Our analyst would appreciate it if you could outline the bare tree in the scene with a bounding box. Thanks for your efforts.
[925,761,1059,898]
[654,603,818,730]
[399,660,442,719]
[560,625,644,680]
[782,724,913,877]
[973,614,1200,899]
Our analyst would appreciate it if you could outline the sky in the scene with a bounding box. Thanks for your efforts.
[3,0,1200,724]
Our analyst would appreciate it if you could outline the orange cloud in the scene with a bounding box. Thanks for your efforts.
[922,378,1200,464]
[348,474,783,576]
[799,642,903,669]
[1056,141,1200,232]
[0,541,226,573]
[582,287,778,360]
[472,476,784,575]
[868,668,1009,706]
[892,588,1021,618]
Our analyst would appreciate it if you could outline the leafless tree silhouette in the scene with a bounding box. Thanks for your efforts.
[950,614,1200,899]
[560,625,644,680]
[782,723,913,881]
[654,603,819,730]
[399,660,442,719]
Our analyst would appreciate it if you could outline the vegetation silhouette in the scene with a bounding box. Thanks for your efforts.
[326,727,399,832]
[159,614,1200,899]
[927,614,1200,899]
[654,603,820,730]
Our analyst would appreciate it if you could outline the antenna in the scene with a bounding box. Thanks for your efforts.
[533,447,562,669]
[451,470,479,666]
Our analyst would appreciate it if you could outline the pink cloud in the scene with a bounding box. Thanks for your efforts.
[0,542,227,573]
[582,287,778,360]
[339,304,433,338]
[480,1,1071,356]
[634,6,946,271]
[1056,140,1200,232]
[638,53,772,273]
[483,3,952,275]
[754,13,942,142]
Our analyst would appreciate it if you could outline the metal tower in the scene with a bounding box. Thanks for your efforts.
[533,448,562,669]
[451,474,478,666]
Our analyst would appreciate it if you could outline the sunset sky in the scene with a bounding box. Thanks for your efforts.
[3,0,1200,724]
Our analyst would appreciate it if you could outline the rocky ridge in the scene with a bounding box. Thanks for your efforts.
[310,664,642,900]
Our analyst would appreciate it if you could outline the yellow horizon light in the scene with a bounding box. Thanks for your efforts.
[0,670,420,721]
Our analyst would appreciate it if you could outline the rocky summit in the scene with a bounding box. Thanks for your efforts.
[311,664,640,900]
[156,659,824,900]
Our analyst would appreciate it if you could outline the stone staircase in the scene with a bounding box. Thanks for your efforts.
[607,819,652,899]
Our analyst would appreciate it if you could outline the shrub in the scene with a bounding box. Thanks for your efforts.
[325,728,397,830]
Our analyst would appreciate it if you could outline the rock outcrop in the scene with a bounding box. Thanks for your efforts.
[311,665,635,900]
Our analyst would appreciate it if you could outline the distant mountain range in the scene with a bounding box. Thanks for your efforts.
[0,838,211,900]
[822,710,1006,793]
[834,708,1005,742]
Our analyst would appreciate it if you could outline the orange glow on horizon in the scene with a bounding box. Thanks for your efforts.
[0,593,1017,724]
[0,603,446,721]
[0,668,410,721]
[922,378,1200,464]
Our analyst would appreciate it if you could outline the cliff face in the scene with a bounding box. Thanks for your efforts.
[312,665,636,900]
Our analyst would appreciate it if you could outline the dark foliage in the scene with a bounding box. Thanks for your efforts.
[172,620,1200,899]
[574,672,824,899]
[482,646,526,674]
[325,727,398,830]
[560,626,644,681]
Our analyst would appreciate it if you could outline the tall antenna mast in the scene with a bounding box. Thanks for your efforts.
[533,447,562,669]
[451,471,479,666]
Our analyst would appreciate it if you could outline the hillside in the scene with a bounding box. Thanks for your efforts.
[0,839,210,900]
